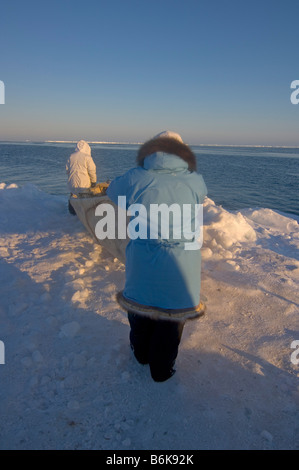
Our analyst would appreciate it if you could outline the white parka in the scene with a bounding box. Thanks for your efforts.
[66,140,97,193]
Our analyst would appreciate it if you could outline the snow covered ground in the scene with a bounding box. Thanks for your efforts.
[0,183,298,450]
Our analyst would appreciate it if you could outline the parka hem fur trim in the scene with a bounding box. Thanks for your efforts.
[137,137,197,172]
[116,291,206,322]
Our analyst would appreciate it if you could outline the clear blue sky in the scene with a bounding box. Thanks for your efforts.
[1,0,299,145]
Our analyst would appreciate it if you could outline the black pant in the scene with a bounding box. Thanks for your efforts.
[128,312,185,382]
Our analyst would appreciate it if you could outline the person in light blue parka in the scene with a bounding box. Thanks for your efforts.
[107,131,207,382]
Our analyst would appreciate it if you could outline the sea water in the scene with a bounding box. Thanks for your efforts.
[0,141,298,217]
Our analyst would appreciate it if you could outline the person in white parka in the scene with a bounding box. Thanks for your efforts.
[66,140,97,214]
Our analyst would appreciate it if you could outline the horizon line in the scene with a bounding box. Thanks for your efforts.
[1,139,299,149]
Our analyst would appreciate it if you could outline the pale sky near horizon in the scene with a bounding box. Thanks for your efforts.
[1,0,299,146]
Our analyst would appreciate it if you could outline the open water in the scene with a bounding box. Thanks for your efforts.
[0,141,298,216]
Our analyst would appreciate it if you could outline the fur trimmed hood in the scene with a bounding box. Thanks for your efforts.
[137,136,197,172]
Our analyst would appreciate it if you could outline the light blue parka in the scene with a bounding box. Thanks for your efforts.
[107,145,207,311]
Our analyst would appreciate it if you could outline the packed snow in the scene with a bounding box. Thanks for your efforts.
[0,183,298,450]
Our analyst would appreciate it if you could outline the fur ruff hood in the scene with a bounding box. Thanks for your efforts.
[137,137,197,172]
